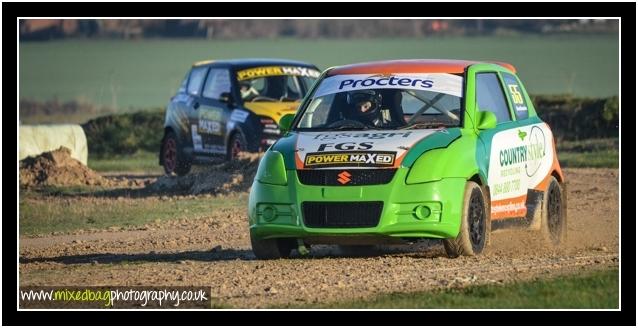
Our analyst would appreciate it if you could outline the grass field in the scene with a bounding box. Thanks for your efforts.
[307,268,619,309]
[19,35,618,111]
[558,150,619,168]
[18,190,246,236]
[88,151,163,173]
[557,138,619,168]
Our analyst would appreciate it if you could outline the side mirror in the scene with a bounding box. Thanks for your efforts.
[278,114,295,134]
[476,111,497,130]
[219,92,235,107]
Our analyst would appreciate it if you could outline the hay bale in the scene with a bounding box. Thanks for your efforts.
[19,124,88,165]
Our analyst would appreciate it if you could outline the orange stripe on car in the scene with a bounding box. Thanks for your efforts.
[491,194,527,220]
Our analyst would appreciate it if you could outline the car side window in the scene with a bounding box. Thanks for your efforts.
[476,72,511,124]
[202,69,231,100]
[501,72,529,120]
[187,67,208,96]
[177,71,189,94]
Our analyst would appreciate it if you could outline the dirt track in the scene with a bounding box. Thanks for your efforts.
[19,168,619,308]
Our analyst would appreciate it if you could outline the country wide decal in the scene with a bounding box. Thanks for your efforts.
[295,130,438,169]
[487,123,554,219]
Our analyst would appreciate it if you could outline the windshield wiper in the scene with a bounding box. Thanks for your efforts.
[400,122,449,130]
[330,125,370,131]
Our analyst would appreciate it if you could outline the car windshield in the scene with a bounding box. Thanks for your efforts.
[295,73,463,130]
[236,66,320,103]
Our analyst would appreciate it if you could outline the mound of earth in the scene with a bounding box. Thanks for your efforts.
[148,152,262,195]
[19,147,109,187]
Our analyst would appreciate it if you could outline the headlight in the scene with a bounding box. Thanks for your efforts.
[405,148,446,184]
[256,150,287,186]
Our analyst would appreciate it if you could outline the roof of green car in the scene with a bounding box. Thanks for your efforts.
[327,59,516,75]
[192,58,318,69]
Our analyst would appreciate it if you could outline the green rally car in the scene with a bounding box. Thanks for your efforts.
[248,59,566,259]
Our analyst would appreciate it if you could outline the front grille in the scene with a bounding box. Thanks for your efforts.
[297,169,396,186]
[302,201,383,228]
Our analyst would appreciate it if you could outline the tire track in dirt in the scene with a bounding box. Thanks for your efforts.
[19,168,619,308]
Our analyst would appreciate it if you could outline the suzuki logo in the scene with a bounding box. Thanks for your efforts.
[337,171,352,185]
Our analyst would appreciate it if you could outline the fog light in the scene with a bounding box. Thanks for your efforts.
[262,205,278,221]
[414,205,431,220]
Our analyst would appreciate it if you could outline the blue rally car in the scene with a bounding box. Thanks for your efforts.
[160,58,320,175]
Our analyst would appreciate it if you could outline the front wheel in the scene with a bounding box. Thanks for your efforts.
[443,181,490,258]
[162,131,191,176]
[250,232,296,260]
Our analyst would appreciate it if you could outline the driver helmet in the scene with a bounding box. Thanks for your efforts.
[346,90,382,121]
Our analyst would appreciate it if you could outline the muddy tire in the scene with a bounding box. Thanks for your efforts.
[227,130,248,161]
[541,176,567,246]
[250,232,295,260]
[162,131,191,176]
[338,245,379,257]
[443,181,490,258]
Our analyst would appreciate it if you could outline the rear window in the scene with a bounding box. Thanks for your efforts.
[502,72,529,120]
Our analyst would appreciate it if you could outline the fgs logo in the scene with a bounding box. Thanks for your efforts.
[304,151,396,168]
[317,142,373,151]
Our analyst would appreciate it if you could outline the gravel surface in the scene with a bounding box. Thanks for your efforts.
[19,168,619,308]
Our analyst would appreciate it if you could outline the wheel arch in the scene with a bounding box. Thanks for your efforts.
[551,170,564,183]
[468,172,492,228]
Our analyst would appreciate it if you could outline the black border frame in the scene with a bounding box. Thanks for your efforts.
[5,2,635,326]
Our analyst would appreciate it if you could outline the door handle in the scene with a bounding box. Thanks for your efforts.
[193,102,200,110]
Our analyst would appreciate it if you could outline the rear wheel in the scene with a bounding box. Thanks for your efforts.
[443,181,490,258]
[227,130,248,161]
[162,131,191,176]
[541,176,566,246]
[250,232,296,260]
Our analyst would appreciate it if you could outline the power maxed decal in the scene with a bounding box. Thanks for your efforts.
[304,151,396,168]
[197,108,223,135]
[236,66,321,81]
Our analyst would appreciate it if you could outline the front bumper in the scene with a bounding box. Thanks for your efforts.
[249,168,466,243]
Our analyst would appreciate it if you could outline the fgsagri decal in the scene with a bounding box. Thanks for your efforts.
[313,73,463,98]
[295,129,437,169]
